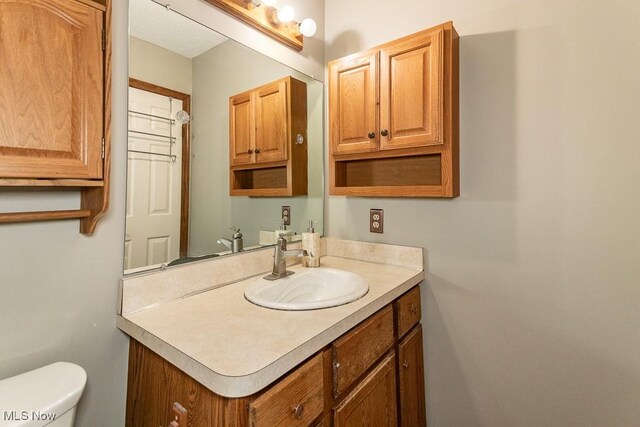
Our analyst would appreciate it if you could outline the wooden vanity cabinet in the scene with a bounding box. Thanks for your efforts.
[0,0,112,233]
[229,76,307,196]
[328,21,459,198]
[125,286,426,427]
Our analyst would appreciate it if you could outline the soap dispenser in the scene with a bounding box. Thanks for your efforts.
[275,219,294,242]
[302,220,320,268]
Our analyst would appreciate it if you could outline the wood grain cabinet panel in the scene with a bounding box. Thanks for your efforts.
[0,0,112,234]
[249,353,324,426]
[254,79,288,164]
[230,93,254,166]
[379,29,443,151]
[0,0,104,179]
[398,325,427,427]
[329,22,459,198]
[328,49,378,155]
[333,353,398,427]
[229,76,307,196]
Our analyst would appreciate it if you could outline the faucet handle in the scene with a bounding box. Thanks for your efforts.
[229,225,242,239]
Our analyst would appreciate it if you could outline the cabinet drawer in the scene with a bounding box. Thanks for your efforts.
[333,305,394,397]
[249,353,324,426]
[395,286,421,338]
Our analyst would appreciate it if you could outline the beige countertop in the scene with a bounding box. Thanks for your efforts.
[117,239,424,398]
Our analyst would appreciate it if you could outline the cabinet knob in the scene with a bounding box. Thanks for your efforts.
[410,304,418,315]
[380,129,389,136]
[403,361,409,369]
[368,131,375,139]
[292,403,305,419]
[247,149,253,154]
[255,148,261,154]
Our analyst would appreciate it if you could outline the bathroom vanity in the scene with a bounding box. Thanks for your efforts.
[118,239,426,426]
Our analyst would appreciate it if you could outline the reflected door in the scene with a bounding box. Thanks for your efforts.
[125,88,183,270]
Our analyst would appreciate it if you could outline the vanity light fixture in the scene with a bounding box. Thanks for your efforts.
[298,18,317,37]
[276,4,295,23]
[205,0,317,50]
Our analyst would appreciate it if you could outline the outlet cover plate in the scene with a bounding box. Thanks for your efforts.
[282,206,291,225]
[370,209,383,233]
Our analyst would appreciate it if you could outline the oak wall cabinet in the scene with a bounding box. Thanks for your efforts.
[328,21,459,197]
[125,286,427,426]
[229,76,307,196]
[0,0,112,233]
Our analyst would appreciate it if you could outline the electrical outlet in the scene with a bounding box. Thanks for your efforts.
[370,209,383,233]
[281,206,291,225]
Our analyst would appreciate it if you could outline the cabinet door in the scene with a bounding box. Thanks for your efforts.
[329,50,378,155]
[229,92,255,166]
[334,353,397,427]
[398,325,427,427]
[379,28,444,151]
[254,79,288,164]
[0,0,104,179]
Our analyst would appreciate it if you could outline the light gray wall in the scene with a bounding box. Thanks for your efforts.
[129,36,193,95]
[190,40,324,254]
[325,0,640,425]
[0,1,130,426]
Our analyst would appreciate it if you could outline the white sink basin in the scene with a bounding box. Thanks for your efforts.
[244,267,369,310]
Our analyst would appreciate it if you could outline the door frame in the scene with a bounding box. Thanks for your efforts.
[129,78,191,257]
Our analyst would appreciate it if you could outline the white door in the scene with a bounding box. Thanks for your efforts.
[125,87,183,270]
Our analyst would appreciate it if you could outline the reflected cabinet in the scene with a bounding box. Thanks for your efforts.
[329,21,459,197]
[229,76,307,196]
[0,0,111,233]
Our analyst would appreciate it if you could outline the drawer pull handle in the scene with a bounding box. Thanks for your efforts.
[292,403,305,419]
[410,304,418,315]
[403,361,409,369]
[334,362,340,369]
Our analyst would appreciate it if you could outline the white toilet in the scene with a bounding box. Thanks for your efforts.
[0,362,87,427]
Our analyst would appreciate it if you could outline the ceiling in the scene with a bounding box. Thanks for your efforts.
[129,0,228,59]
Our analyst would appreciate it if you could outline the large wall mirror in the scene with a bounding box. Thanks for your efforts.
[125,0,324,273]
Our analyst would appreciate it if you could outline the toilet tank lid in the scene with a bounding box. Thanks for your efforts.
[0,362,87,426]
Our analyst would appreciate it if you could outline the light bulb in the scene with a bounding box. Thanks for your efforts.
[262,0,277,6]
[277,5,295,23]
[299,18,317,37]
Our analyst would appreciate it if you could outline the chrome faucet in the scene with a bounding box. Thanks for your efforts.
[217,226,243,253]
[264,234,308,280]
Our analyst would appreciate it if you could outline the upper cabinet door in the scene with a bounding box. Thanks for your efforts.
[329,50,378,155]
[0,0,104,179]
[229,92,254,166]
[254,79,288,164]
[379,28,444,151]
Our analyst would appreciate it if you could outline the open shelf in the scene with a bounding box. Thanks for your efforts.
[232,166,288,190]
[332,154,450,197]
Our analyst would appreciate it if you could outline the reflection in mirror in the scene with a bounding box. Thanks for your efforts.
[125,0,323,273]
